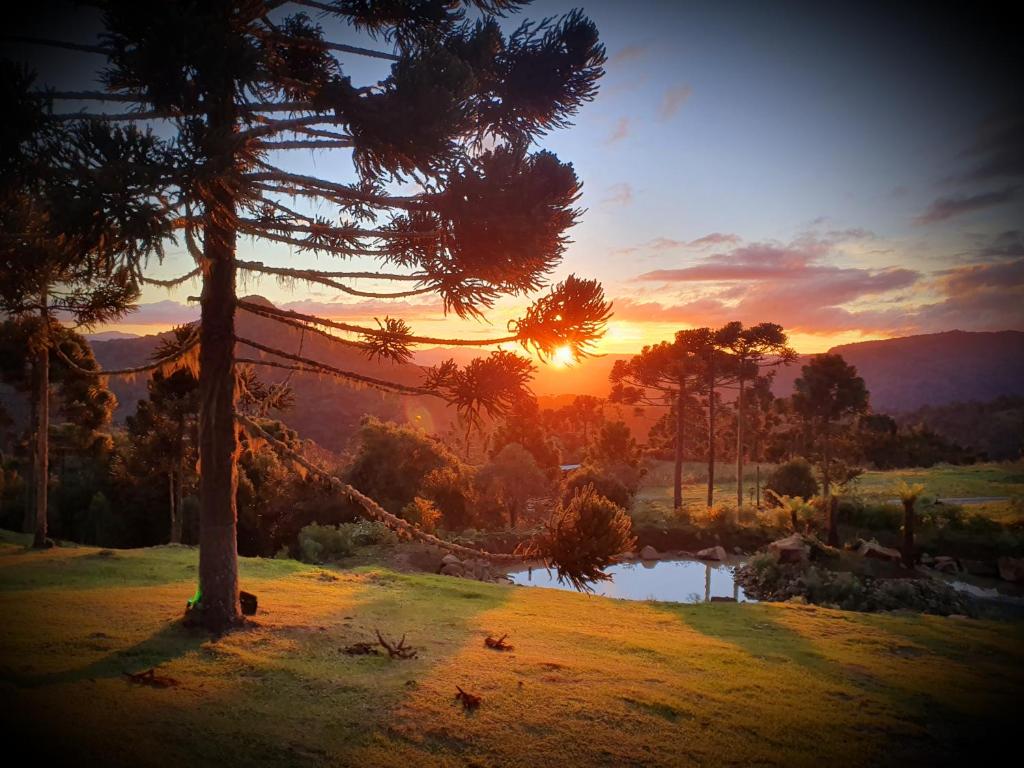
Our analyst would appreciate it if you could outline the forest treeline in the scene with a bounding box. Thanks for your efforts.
[0,313,1000,556]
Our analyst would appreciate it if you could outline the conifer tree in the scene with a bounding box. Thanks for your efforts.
[8,1,618,629]
[714,322,796,509]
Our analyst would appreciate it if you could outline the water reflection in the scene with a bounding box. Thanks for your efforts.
[510,557,752,604]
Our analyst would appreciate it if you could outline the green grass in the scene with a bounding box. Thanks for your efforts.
[1,530,1022,766]
[853,462,1024,503]
[636,460,1024,524]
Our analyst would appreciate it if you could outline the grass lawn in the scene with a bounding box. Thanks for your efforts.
[1,530,1022,767]
[637,460,1024,523]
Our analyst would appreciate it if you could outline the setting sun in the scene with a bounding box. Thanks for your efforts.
[551,344,576,368]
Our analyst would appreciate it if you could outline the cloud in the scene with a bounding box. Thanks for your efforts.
[606,117,631,144]
[121,300,200,326]
[970,229,1024,261]
[658,84,692,121]
[687,232,741,249]
[620,236,925,335]
[615,230,1024,336]
[914,185,1020,224]
[956,107,1024,184]
[609,44,647,65]
[601,183,634,206]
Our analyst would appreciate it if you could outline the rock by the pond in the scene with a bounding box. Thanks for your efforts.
[768,534,810,564]
[933,556,959,573]
[695,545,728,562]
[997,557,1024,582]
[858,540,902,564]
[640,545,660,561]
[441,553,462,566]
[440,562,465,577]
[961,559,999,578]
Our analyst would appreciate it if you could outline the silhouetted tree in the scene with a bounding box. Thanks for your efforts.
[0,318,119,542]
[476,442,549,529]
[792,354,869,545]
[12,0,613,629]
[715,322,796,508]
[490,395,561,476]
[896,480,925,567]
[1,64,140,547]
[125,329,201,544]
[609,332,703,510]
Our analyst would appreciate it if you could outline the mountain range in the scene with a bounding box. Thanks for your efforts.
[17,297,1023,453]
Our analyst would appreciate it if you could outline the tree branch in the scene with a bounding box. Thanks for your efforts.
[236,412,526,561]
[236,260,432,298]
[236,299,518,347]
[235,337,431,395]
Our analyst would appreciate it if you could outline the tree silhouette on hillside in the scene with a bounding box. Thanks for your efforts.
[6,1,621,629]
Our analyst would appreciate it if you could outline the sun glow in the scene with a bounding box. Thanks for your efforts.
[551,345,576,368]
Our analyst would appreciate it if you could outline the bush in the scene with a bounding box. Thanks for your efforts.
[918,502,965,530]
[755,506,792,532]
[735,557,972,615]
[344,519,398,547]
[691,503,736,531]
[401,497,442,533]
[296,520,397,563]
[845,501,902,531]
[764,458,818,503]
[564,465,633,510]
[533,485,635,590]
[298,523,353,563]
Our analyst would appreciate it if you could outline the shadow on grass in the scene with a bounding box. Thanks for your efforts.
[657,601,1020,764]
[2,619,207,689]
[657,602,851,679]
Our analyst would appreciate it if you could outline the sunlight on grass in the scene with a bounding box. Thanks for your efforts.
[2,539,1021,766]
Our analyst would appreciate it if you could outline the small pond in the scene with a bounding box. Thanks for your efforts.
[509,557,753,604]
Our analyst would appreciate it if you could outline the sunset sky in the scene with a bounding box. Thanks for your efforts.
[36,0,1021,353]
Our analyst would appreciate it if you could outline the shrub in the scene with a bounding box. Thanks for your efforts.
[845,502,902,531]
[691,503,736,531]
[296,520,397,563]
[298,523,353,563]
[756,506,792,532]
[401,497,442,533]
[764,458,818,503]
[344,519,398,547]
[532,484,635,590]
[918,502,965,530]
[564,465,633,510]
[629,500,680,528]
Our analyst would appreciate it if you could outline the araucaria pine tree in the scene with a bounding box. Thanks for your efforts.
[1,61,141,548]
[6,1,619,630]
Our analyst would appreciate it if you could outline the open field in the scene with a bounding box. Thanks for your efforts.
[637,460,1024,523]
[1,530,1022,767]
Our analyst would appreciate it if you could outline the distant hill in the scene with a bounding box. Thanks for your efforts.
[84,330,140,341]
[9,303,1019,453]
[87,296,457,453]
[823,330,1024,413]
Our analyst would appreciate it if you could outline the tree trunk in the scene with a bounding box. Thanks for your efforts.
[169,422,185,544]
[735,375,745,509]
[672,380,685,511]
[22,418,35,534]
[32,291,50,548]
[902,500,915,567]
[755,461,761,508]
[823,421,838,546]
[706,362,716,508]
[195,93,241,632]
